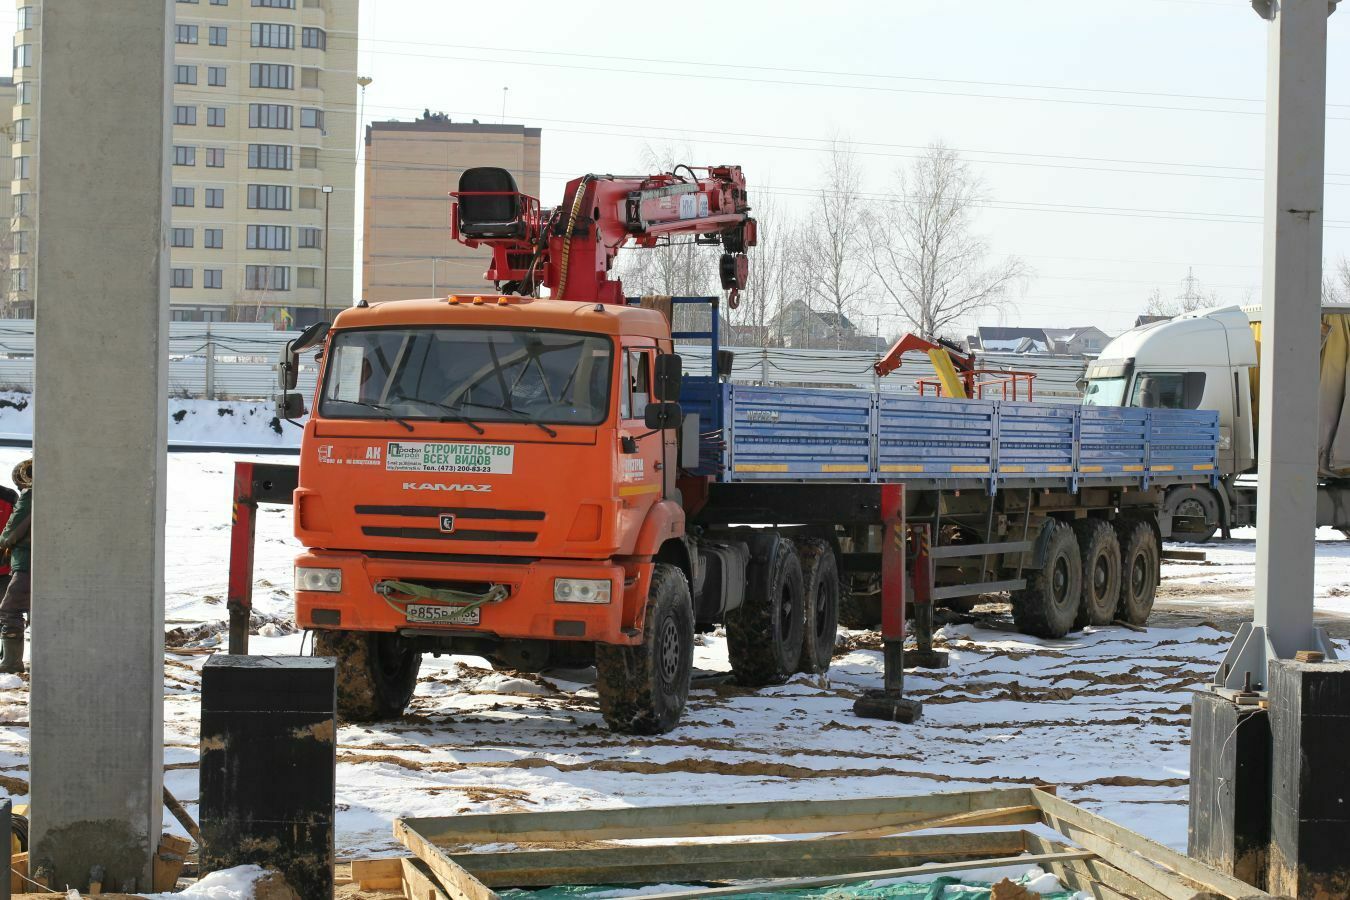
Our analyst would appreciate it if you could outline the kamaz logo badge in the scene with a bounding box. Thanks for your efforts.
[402,482,492,493]
[439,513,456,533]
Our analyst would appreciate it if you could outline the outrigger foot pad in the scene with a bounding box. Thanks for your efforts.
[853,690,922,723]
[906,649,950,669]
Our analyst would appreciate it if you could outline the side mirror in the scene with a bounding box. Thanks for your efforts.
[644,401,682,431]
[277,391,306,420]
[277,321,330,390]
[654,353,683,401]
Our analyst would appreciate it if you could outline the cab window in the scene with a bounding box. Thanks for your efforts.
[1130,372,1206,409]
[620,349,653,420]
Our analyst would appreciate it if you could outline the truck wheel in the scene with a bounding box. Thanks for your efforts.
[728,535,805,685]
[1073,519,1121,627]
[1164,487,1220,543]
[594,563,693,735]
[1117,520,1160,626]
[837,574,880,629]
[795,539,839,674]
[1011,521,1082,639]
[312,629,421,722]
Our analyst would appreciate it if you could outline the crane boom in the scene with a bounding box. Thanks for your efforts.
[451,165,756,305]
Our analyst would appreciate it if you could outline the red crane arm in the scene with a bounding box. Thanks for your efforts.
[874,334,976,377]
[452,166,756,305]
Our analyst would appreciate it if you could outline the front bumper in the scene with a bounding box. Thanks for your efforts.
[294,550,636,644]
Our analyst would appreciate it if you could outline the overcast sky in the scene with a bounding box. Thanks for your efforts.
[19,0,1350,336]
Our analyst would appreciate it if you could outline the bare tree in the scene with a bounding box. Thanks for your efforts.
[862,142,1024,340]
[1143,269,1222,318]
[729,191,802,347]
[1323,257,1350,305]
[797,141,872,349]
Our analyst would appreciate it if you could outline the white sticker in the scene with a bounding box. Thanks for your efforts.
[698,194,710,217]
[386,441,514,475]
[679,194,697,219]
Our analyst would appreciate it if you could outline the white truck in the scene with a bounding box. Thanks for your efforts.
[1083,304,1350,540]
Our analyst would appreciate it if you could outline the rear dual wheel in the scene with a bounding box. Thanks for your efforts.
[1116,520,1160,626]
[795,538,840,674]
[727,536,805,685]
[312,629,422,721]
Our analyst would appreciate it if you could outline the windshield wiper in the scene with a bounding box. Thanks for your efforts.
[392,394,485,435]
[334,399,414,432]
[458,400,558,438]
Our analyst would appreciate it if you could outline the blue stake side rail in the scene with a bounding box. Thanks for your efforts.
[687,383,1218,494]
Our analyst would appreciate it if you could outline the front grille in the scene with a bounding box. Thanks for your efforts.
[362,526,537,543]
[355,505,545,521]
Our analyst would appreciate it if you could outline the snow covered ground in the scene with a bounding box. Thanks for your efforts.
[0,449,1348,863]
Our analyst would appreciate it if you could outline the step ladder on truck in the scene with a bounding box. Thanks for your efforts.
[231,163,1220,734]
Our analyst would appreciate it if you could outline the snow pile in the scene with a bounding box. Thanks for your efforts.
[0,673,22,691]
[146,865,268,900]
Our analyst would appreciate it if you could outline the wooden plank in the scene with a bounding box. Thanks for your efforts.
[448,831,1026,888]
[821,804,1040,840]
[399,818,501,900]
[401,857,450,900]
[10,851,27,896]
[397,787,1038,846]
[1024,832,1169,900]
[1033,791,1273,900]
[354,858,408,891]
[630,850,1099,900]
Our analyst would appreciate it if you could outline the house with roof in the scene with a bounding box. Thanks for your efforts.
[966,325,1111,357]
[772,300,862,349]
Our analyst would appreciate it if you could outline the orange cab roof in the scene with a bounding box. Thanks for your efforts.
[331,296,670,340]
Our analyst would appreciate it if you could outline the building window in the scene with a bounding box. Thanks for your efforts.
[13,45,31,69]
[13,194,26,216]
[245,265,289,290]
[204,228,224,249]
[171,227,194,248]
[248,103,293,129]
[248,144,292,170]
[205,147,225,167]
[300,108,323,130]
[299,147,318,169]
[209,25,228,45]
[16,6,32,29]
[172,187,195,207]
[247,224,291,250]
[174,105,197,126]
[204,269,223,289]
[252,0,296,7]
[303,0,321,7]
[250,63,294,89]
[15,82,31,105]
[210,0,228,5]
[13,157,28,180]
[174,65,198,86]
[297,267,318,288]
[171,268,194,289]
[298,187,317,209]
[208,66,227,87]
[247,184,291,210]
[301,67,319,89]
[298,227,322,249]
[13,231,28,255]
[176,0,199,3]
[205,188,225,208]
[173,145,196,166]
[13,120,30,143]
[301,27,326,50]
[175,24,198,44]
[11,269,28,293]
[250,23,295,49]
[207,107,226,127]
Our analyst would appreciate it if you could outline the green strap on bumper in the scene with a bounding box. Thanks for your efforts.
[375,579,508,617]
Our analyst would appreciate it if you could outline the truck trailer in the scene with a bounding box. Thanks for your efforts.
[276,165,1220,733]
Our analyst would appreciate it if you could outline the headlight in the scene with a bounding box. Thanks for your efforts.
[296,566,343,593]
[553,578,611,604]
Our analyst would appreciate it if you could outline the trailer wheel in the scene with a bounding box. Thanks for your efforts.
[1117,520,1160,626]
[595,563,693,735]
[1164,486,1220,543]
[728,535,805,685]
[795,539,839,674]
[312,629,421,722]
[1011,521,1082,639]
[1073,519,1122,628]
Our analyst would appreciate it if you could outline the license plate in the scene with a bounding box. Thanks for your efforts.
[405,604,481,626]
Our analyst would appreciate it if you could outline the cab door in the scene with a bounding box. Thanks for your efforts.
[618,343,663,505]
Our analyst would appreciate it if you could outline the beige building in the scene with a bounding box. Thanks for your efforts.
[363,117,540,302]
[9,0,358,326]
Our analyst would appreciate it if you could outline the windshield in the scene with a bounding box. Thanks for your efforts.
[321,327,613,426]
[1082,376,1127,407]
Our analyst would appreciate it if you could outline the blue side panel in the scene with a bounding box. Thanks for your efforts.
[997,402,1076,476]
[1148,407,1221,477]
[725,385,873,480]
[679,375,722,477]
[877,396,995,479]
[1078,405,1148,477]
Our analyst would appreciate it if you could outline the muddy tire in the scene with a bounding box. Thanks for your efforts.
[312,629,421,721]
[727,534,805,685]
[1011,521,1082,639]
[1073,519,1121,627]
[595,563,693,735]
[795,539,840,674]
[1117,520,1160,626]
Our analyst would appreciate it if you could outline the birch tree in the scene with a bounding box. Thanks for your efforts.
[798,142,872,349]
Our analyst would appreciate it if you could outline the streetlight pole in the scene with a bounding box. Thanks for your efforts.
[321,183,333,320]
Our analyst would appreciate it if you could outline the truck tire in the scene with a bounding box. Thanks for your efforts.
[1073,519,1121,627]
[795,539,839,674]
[837,574,881,630]
[594,563,693,735]
[1011,521,1082,639]
[312,629,421,722]
[1117,520,1160,626]
[1164,486,1220,543]
[727,535,805,685]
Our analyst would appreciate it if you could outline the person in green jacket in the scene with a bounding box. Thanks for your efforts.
[0,459,32,674]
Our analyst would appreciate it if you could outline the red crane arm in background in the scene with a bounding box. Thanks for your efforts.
[874,334,976,378]
[451,165,756,306]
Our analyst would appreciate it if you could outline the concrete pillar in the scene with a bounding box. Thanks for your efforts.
[28,0,171,891]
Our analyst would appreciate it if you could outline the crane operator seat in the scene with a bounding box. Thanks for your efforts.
[457,167,527,238]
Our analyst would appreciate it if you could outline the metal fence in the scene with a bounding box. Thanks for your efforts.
[0,321,1087,402]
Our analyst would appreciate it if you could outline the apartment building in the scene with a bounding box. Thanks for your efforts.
[363,117,541,302]
[8,0,358,326]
